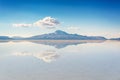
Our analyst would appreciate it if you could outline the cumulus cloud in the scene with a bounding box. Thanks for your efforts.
[12,17,60,29]
[34,16,60,28]
[13,23,32,28]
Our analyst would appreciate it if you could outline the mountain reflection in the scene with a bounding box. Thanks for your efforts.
[0,40,105,63]
[29,40,105,49]
[0,40,10,43]
[0,40,105,49]
[13,50,59,63]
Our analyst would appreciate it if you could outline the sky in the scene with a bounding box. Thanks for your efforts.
[0,0,120,38]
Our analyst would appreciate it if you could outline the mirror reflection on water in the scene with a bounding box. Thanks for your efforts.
[0,40,120,80]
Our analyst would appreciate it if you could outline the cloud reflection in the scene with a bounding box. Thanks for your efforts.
[13,50,59,63]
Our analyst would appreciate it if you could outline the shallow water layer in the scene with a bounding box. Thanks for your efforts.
[0,40,120,80]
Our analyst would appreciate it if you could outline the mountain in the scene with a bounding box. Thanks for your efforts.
[12,36,24,40]
[110,38,120,40]
[27,30,107,40]
[0,30,107,40]
[0,36,12,40]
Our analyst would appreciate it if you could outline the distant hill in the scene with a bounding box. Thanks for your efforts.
[12,36,24,40]
[0,36,12,40]
[27,30,107,40]
[110,38,120,40]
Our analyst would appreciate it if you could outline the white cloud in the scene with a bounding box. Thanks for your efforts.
[12,23,32,28]
[67,27,81,33]
[34,16,60,28]
[12,17,60,29]
[67,27,81,30]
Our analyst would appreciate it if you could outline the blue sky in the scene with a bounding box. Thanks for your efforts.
[0,0,120,38]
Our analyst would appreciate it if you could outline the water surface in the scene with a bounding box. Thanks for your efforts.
[0,40,120,80]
